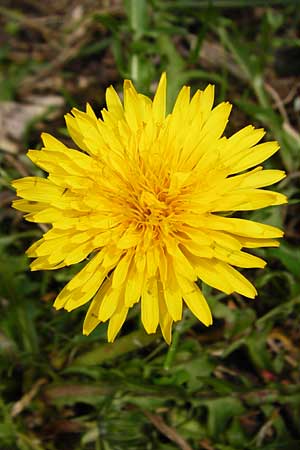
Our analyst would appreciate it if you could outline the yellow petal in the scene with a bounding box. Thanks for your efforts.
[112,252,133,289]
[188,89,202,121]
[124,262,144,307]
[65,113,90,153]
[67,252,104,290]
[146,245,159,277]
[212,189,287,212]
[141,277,159,334]
[12,177,65,203]
[215,261,257,298]
[158,283,173,344]
[82,297,101,336]
[163,290,182,323]
[179,277,212,326]
[200,215,283,239]
[226,126,265,151]
[162,273,182,322]
[165,240,196,280]
[172,86,190,116]
[228,141,280,174]
[199,84,215,122]
[123,80,140,131]
[12,199,47,213]
[213,246,266,268]
[181,241,214,259]
[236,236,280,248]
[86,103,97,120]
[207,230,242,251]
[63,241,93,265]
[107,304,128,342]
[152,72,166,122]
[83,278,111,335]
[228,167,286,189]
[30,256,66,271]
[53,254,106,310]
[98,285,121,322]
[41,132,68,150]
[105,85,124,119]
[196,258,233,295]
[158,245,168,283]
[201,102,232,141]
[117,227,141,249]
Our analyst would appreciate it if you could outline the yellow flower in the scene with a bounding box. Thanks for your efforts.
[12,74,287,343]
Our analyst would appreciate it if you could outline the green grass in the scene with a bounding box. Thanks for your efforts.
[1,1,300,449]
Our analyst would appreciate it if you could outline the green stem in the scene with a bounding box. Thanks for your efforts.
[164,311,188,371]
[126,0,147,88]
[164,308,199,370]
[163,326,181,371]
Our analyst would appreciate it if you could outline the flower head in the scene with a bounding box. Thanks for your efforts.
[12,74,287,343]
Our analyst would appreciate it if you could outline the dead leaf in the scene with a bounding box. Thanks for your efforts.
[0,96,63,153]
[143,410,193,450]
[11,378,47,417]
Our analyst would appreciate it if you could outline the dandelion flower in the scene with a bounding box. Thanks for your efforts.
[12,74,287,343]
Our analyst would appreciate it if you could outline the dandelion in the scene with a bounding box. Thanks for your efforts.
[12,74,287,343]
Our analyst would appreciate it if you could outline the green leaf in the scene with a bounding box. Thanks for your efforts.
[204,397,244,437]
[268,242,300,278]
[71,329,157,366]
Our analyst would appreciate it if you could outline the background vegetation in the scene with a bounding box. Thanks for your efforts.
[1,1,300,449]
